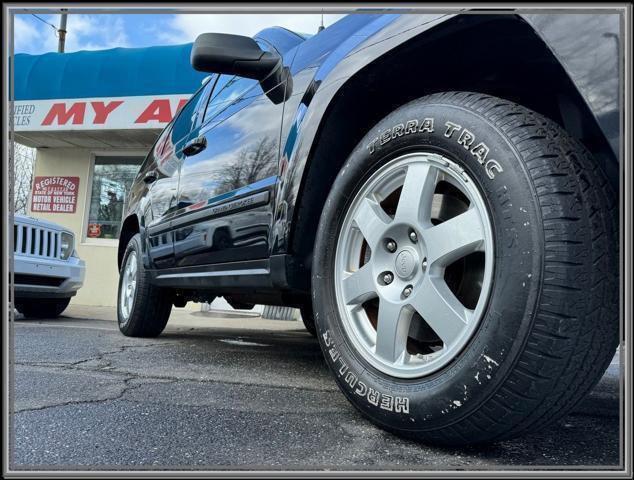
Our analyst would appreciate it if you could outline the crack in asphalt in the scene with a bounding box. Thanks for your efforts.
[66,343,169,367]
[13,343,181,413]
[14,334,615,419]
[13,376,144,413]
[15,341,174,370]
[15,360,338,395]
[14,340,338,415]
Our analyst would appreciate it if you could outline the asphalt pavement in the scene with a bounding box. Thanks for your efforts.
[10,305,622,471]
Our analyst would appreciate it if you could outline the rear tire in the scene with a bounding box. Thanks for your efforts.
[312,92,618,445]
[16,298,71,318]
[300,304,317,337]
[117,233,172,337]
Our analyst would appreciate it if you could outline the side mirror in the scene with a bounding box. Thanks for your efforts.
[191,33,280,81]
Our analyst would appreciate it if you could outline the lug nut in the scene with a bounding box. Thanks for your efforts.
[403,286,413,297]
[382,272,394,285]
[409,231,418,243]
[386,240,397,253]
[422,258,428,272]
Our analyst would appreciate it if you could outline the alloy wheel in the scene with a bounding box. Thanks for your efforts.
[334,152,494,378]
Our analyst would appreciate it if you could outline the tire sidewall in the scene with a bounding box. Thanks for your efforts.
[312,98,545,432]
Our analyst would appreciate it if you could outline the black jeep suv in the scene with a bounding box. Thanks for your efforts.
[117,12,620,445]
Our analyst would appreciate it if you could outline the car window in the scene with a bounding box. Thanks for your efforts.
[201,40,275,124]
[136,120,172,179]
[154,124,179,178]
[203,75,258,124]
[171,85,208,145]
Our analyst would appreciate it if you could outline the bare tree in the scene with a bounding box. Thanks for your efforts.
[12,143,36,215]
[215,137,277,192]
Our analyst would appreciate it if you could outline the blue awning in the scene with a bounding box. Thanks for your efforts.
[14,43,208,101]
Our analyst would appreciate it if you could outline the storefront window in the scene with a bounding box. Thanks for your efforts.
[87,156,143,239]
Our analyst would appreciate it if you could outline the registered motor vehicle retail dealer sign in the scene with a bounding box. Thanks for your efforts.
[31,176,79,213]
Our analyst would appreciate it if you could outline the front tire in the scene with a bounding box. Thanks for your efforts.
[117,233,172,337]
[16,298,71,318]
[312,92,618,445]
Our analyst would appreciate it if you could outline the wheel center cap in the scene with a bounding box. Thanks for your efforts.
[395,248,418,279]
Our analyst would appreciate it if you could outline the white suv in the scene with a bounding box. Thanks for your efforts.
[12,214,85,318]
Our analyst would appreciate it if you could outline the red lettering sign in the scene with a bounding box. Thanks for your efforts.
[30,176,79,214]
[91,100,123,124]
[42,103,86,126]
[33,97,190,129]
[135,99,172,124]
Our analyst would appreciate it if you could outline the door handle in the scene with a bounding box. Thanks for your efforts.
[183,136,207,157]
[143,169,158,184]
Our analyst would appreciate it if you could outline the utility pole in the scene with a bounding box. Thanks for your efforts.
[317,11,324,33]
[57,10,67,53]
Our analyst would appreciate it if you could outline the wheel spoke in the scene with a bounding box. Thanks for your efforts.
[375,299,410,363]
[408,276,470,346]
[395,163,438,225]
[353,197,391,247]
[123,290,129,311]
[341,263,376,305]
[424,207,484,267]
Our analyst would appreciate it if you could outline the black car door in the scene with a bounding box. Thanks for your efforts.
[145,82,213,268]
[172,42,287,267]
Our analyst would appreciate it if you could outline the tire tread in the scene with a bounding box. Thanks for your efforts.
[416,91,618,444]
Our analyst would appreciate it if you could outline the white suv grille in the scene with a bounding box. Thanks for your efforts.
[13,223,61,259]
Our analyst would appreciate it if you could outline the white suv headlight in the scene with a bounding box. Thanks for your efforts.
[60,231,74,260]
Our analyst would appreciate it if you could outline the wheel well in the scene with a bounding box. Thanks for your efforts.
[290,14,616,282]
[117,215,139,269]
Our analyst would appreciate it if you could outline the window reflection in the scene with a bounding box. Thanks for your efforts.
[87,156,143,239]
[204,75,258,123]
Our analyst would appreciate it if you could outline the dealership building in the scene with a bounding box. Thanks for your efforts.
[13,44,207,307]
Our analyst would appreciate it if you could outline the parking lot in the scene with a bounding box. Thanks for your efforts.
[11,305,622,471]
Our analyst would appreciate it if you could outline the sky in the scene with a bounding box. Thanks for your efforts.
[14,13,346,55]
